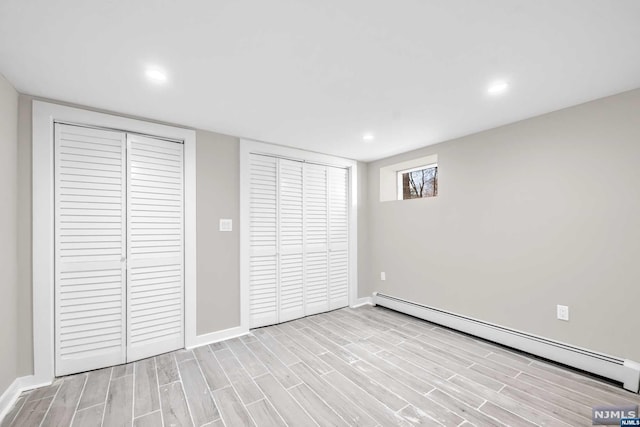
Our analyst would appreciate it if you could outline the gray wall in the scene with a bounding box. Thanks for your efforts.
[196,130,241,334]
[16,96,243,376]
[366,88,640,361]
[357,162,370,298]
[0,74,19,392]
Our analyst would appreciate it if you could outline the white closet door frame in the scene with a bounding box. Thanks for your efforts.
[33,101,196,385]
[240,139,359,332]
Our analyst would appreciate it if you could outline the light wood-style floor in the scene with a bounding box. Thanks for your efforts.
[4,306,640,426]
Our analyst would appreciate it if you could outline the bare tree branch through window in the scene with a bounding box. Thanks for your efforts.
[401,166,437,199]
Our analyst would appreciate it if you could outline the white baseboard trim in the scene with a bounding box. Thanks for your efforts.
[187,326,249,349]
[0,375,52,422]
[374,292,640,393]
[350,297,374,308]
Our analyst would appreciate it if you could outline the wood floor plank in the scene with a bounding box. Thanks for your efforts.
[41,374,86,427]
[175,349,195,363]
[112,363,134,379]
[272,332,333,375]
[479,401,538,427]
[457,365,506,392]
[245,340,301,389]
[277,326,328,355]
[450,374,568,426]
[288,383,349,427]
[70,404,104,427]
[25,382,60,402]
[319,351,408,411]
[470,362,592,423]
[9,395,53,427]
[350,359,464,425]
[77,367,112,410]
[259,336,301,366]
[226,338,268,377]
[156,353,180,386]
[500,385,591,425]
[159,381,193,427]
[377,350,485,408]
[245,399,286,426]
[418,327,492,358]
[289,362,377,427]
[516,371,604,408]
[253,374,315,426]
[215,349,264,404]
[178,358,220,425]
[212,386,256,427]
[133,410,162,427]
[209,341,228,352]
[302,327,359,363]
[134,358,160,417]
[345,343,435,395]
[322,370,412,426]
[401,336,475,370]
[102,374,133,426]
[397,404,442,426]
[427,388,505,427]
[194,345,231,391]
[303,320,353,346]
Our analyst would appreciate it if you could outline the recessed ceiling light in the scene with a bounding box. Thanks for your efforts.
[145,67,168,84]
[362,133,374,142]
[487,81,509,95]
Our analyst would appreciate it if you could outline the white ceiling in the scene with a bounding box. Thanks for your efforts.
[1,1,639,161]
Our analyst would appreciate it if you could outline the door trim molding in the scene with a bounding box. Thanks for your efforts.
[239,139,358,331]
[33,100,197,383]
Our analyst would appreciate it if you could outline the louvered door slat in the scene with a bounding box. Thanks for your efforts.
[127,134,184,362]
[55,124,126,376]
[249,154,278,327]
[278,159,304,322]
[303,163,329,315]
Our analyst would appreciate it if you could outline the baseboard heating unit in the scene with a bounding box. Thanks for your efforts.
[373,292,640,393]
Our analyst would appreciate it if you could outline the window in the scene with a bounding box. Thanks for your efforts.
[397,164,438,200]
[379,154,437,202]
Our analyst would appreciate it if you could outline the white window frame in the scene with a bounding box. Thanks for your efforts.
[396,162,438,200]
[239,139,360,331]
[32,101,197,384]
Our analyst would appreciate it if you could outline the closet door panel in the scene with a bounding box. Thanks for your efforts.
[278,159,304,322]
[54,124,127,376]
[303,163,329,315]
[127,134,184,362]
[249,154,278,327]
[328,167,349,309]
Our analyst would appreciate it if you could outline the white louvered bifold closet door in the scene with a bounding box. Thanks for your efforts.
[249,154,279,328]
[303,163,329,315]
[248,154,349,327]
[126,134,184,362]
[328,166,349,309]
[54,124,127,376]
[278,159,304,322]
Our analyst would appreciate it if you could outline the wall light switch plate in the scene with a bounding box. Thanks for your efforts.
[380,272,386,281]
[219,219,233,232]
[557,304,569,321]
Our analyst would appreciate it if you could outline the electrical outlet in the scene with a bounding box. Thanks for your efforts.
[557,305,569,321]
[380,272,386,281]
